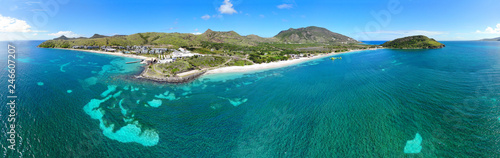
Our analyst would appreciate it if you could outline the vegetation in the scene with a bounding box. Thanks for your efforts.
[274,26,359,44]
[156,60,193,75]
[38,30,279,49]
[381,35,445,49]
[226,59,253,66]
[249,52,289,64]
[185,56,228,69]
[38,26,360,48]
[154,56,230,76]
[38,26,384,75]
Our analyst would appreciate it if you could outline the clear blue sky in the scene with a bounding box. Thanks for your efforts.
[1,0,500,41]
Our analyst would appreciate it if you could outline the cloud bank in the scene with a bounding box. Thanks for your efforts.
[0,14,33,32]
[476,23,500,34]
[48,31,83,38]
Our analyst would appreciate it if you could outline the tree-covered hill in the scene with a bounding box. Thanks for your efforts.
[38,26,358,48]
[274,26,359,44]
[480,37,500,41]
[381,35,445,49]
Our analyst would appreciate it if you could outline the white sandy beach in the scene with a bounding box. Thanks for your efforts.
[205,48,379,75]
[54,48,151,60]
[55,47,379,76]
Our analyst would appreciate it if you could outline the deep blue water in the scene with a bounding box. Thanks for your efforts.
[361,41,388,45]
[1,41,500,157]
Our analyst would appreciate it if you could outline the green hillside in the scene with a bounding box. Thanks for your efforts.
[274,26,359,44]
[38,26,359,48]
[381,35,445,49]
[38,30,278,48]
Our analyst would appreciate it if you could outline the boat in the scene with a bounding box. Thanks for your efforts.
[330,57,342,60]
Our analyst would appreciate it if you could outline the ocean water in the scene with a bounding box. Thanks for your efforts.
[361,41,388,45]
[1,41,500,157]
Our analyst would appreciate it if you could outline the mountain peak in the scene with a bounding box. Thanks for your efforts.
[90,34,108,39]
[275,26,359,44]
[204,29,214,34]
[53,35,68,40]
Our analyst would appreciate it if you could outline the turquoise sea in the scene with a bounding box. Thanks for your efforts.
[1,41,500,157]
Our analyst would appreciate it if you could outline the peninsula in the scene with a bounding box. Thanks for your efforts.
[38,26,379,82]
[381,35,445,49]
[480,37,500,41]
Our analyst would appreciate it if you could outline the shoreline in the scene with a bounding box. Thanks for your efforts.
[205,48,380,75]
[46,47,381,83]
[50,48,151,60]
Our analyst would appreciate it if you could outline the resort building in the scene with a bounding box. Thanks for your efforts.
[158,58,174,64]
[171,50,204,59]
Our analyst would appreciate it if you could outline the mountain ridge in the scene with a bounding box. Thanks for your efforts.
[274,26,359,44]
[40,26,358,48]
[480,37,500,41]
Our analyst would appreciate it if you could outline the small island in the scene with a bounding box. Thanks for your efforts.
[38,26,381,83]
[381,35,445,49]
[480,37,500,41]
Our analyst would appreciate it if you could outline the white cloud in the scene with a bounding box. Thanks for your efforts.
[10,5,19,11]
[25,1,41,5]
[212,14,223,19]
[0,14,33,32]
[363,30,446,36]
[277,4,293,9]
[48,31,83,38]
[194,28,199,32]
[218,0,237,14]
[201,14,211,20]
[476,23,500,34]
[259,14,265,18]
[192,32,202,35]
[31,9,46,12]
